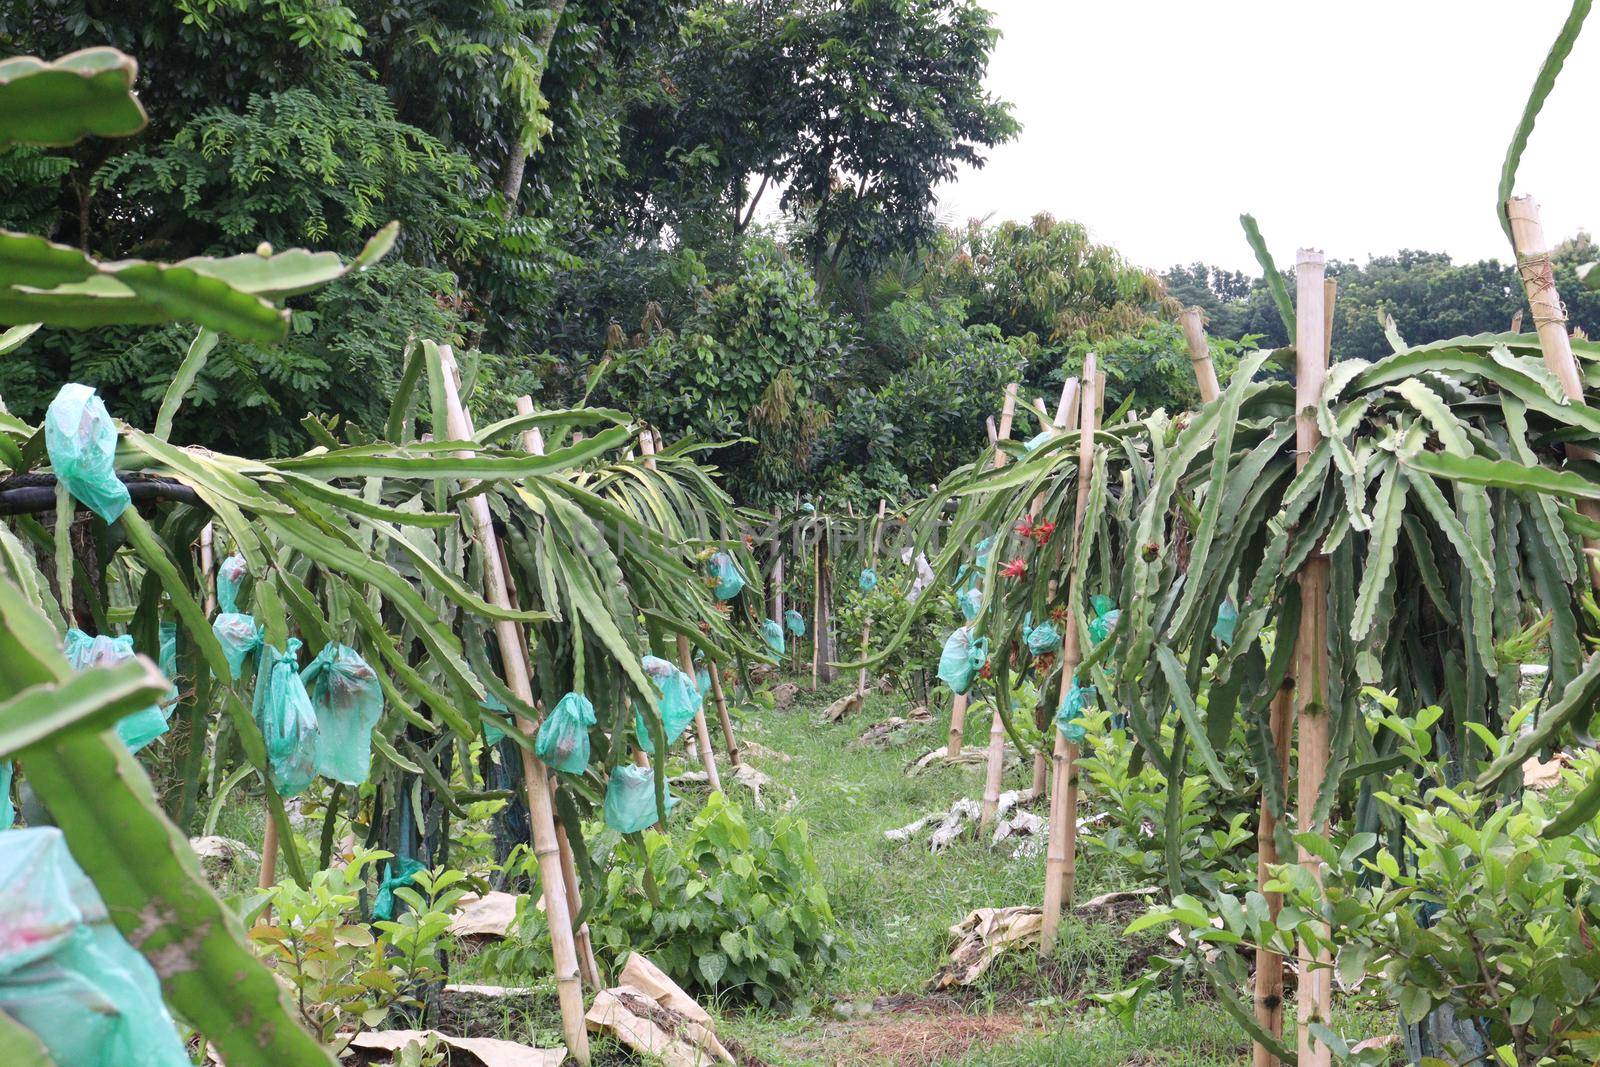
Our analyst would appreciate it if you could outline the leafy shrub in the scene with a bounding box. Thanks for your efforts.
[589,792,840,1006]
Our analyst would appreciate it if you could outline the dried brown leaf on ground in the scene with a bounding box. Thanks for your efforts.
[347,1029,563,1067]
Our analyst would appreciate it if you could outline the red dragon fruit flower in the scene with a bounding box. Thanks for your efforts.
[1014,517,1034,538]
[1031,520,1056,545]
[1000,558,1027,579]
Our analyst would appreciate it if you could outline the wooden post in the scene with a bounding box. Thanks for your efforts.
[980,384,1020,832]
[851,500,889,707]
[638,430,724,793]
[1040,354,1100,954]
[1507,197,1600,592]
[1290,253,1331,1067]
[1030,378,1080,799]
[441,353,590,1064]
[1179,307,1222,405]
[514,397,603,991]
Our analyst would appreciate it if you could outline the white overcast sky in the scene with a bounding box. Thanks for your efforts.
[934,0,1600,274]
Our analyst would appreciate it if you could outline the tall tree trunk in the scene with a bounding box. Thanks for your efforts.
[500,0,568,217]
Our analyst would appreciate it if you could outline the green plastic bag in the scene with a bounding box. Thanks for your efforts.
[1087,597,1121,646]
[44,383,131,525]
[252,639,318,798]
[157,621,178,700]
[958,586,983,622]
[480,694,509,746]
[535,692,596,774]
[695,658,711,699]
[1025,619,1061,655]
[0,827,190,1067]
[1056,676,1093,742]
[64,629,171,753]
[216,553,248,614]
[784,609,806,636]
[1212,600,1238,647]
[0,760,13,829]
[937,627,989,696]
[1024,430,1054,452]
[762,618,786,654]
[706,551,745,600]
[858,568,878,593]
[211,612,263,681]
[974,537,993,571]
[372,856,427,921]
[604,764,675,834]
[634,655,701,755]
[301,643,383,786]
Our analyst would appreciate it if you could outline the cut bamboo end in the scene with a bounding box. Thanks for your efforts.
[1178,307,1221,405]
[947,694,969,758]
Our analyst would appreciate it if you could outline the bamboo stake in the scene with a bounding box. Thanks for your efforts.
[946,694,969,758]
[851,499,889,707]
[638,430,724,793]
[980,384,1020,832]
[1290,253,1331,1067]
[810,531,823,691]
[1507,197,1600,593]
[1179,307,1222,405]
[1040,353,1100,954]
[199,523,216,615]
[771,507,785,623]
[514,396,602,990]
[1029,378,1081,799]
[440,350,589,1063]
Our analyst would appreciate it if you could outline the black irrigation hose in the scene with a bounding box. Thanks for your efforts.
[0,473,204,516]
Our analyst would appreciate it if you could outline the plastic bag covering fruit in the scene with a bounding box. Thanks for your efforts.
[1088,597,1120,646]
[301,643,383,786]
[1056,677,1093,742]
[635,655,701,755]
[604,763,675,834]
[974,537,993,571]
[0,761,13,829]
[372,856,427,922]
[858,568,878,593]
[1212,600,1238,647]
[480,693,509,746]
[706,551,745,600]
[695,659,711,699]
[0,827,190,1067]
[216,553,248,614]
[44,383,131,525]
[1025,619,1061,655]
[157,621,179,705]
[937,627,989,696]
[63,629,170,753]
[784,609,806,637]
[762,618,785,654]
[252,639,318,797]
[212,612,263,681]
[958,585,983,622]
[535,692,596,774]
[1024,430,1053,452]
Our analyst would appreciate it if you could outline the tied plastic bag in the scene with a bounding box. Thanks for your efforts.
[762,619,786,654]
[535,692,596,774]
[784,609,806,637]
[1212,600,1238,647]
[216,553,248,614]
[706,551,745,601]
[635,655,701,755]
[1056,676,1093,742]
[44,383,131,525]
[212,612,263,681]
[604,764,675,834]
[253,639,318,798]
[937,627,989,696]
[64,629,170,753]
[0,760,13,830]
[479,693,509,746]
[157,621,179,705]
[958,586,983,622]
[373,857,427,922]
[695,659,711,699]
[1024,430,1053,452]
[1088,596,1121,646]
[0,827,190,1067]
[1025,619,1061,655]
[301,643,382,786]
[974,537,993,572]
[858,568,878,593]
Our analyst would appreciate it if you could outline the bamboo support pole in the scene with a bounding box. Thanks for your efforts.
[946,694,969,758]
[979,384,1020,832]
[1291,254,1332,1067]
[199,523,216,615]
[1029,378,1081,799]
[1507,197,1600,592]
[851,499,889,704]
[810,532,823,691]
[771,507,785,623]
[1040,354,1100,954]
[514,396,602,990]
[1179,308,1222,405]
[638,430,724,793]
[440,352,590,1063]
